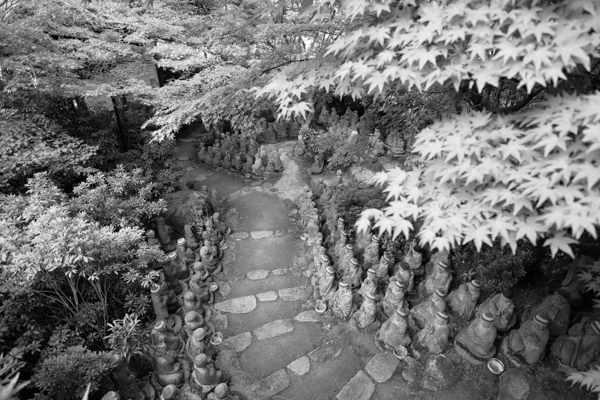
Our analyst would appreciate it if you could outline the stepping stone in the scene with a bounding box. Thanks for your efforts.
[219,282,231,297]
[215,295,257,314]
[269,187,279,192]
[250,230,273,239]
[263,182,273,189]
[249,369,290,398]
[242,186,251,192]
[230,232,249,240]
[256,291,278,302]
[294,310,321,323]
[253,319,294,340]
[229,189,241,198]
[177,156,190,161]
[272,268,288,275]
[222,332,252,353]
[275,229,285,236]
[246,269,269,280]
[279,286,310,302]
[194,175,207,181]
[287,356,310,376]
[250,181,262,187]
[336,371,375,400]
[364,352,399,383]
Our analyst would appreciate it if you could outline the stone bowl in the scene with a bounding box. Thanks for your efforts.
[210,332,223,346]
[209,282,219,292]
[393,346,408,360]
[315,300,327,314]
[487,358,505,375]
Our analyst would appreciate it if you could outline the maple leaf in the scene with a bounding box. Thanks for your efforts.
[463,224,493,251]
[389,215,413,240]
[543,232,578,258]
[355,215,373,235]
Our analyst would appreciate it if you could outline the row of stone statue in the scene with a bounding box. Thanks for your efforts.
[197,133,284,179]
[143,214,238,399]
[299,185,600,372]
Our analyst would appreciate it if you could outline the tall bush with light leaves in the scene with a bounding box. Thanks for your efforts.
[0,173,162,348]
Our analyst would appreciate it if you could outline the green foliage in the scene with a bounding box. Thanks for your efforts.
[33,346,113,400]
[70,165,168,228]
[453,240,537,292]
[104,313,147,362]
[0,352,30,400]
[579,260,600,310]
[0,111,97,194]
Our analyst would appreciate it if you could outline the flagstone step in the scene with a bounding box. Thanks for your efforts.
[223,234,297,277]
[224,272,309,299]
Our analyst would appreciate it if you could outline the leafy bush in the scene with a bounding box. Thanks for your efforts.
[568,367,600,400]
[453,240,537,292]
[33,346,113,400]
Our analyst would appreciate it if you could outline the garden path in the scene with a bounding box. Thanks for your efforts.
[172,127,505,400]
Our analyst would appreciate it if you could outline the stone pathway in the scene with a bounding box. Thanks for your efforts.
[172,127,555,400]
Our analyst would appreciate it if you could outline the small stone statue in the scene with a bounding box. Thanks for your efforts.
[448,279,481,319]
[331,230,349,262]
[331,282,354,320]
[422,259,452,298]
[242,154,254,177]
[551,317,600,371]
[263,160,276,179]
[165,252,184,295]
[528,288,571,338]
[189,270,214,304]
[251,155,264,179]
[354,230,373,259]
[182,291,202,315]
[363,235,380,272]
[186,327,209,361]
[475,288,516,332]
[198,147,207,163]
[146,229,160,248]
[212,151,222,167]
[151,282,170,323]
[403,239,423,275]
[342,258,362,289]
[222,152,232,170]
[410,288,447,330]
[271,151,283,172]
[503,314,550,366]
[374,252,393,284]
[390,260,415,294]
[193,354,222,393]
[207,383,240,400]
[358,268,380,300]
[317,266,337,305]
[184,311,206,338]
[155,356,185,387]
[455,312,497,364]
[232,154,242,171]
[175,239,193,279]
[336,244,355,277]
[295,134,306,156]
[368,129,385,157]
[156,217,175,252]
[353,291,378,329]
[376,308,412,351]
[382,280,408,318]
[416,311,450,354]
[110,354,146,400]
[184,225,199,251]
[309,152,325,175]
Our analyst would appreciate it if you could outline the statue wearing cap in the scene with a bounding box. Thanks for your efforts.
[402,239,423,276]
[341,258,363,289]
[529,288,571,337]
[475,288,516,332]
[354,229,373,260]
[363,235,381,272]
[154,356,186,388]
[317,266,337,304]
[331,282,354,320]
[455,312,498,364]
[390,260,414,293]
[421,257,452,298]
[374,252,394,284]
[186,327,212,361]
[331,231,349,265]
[551,316,600,371]
[448,280,482,319]
[353,291,378,329]
[184,225,199,251]
[382,280,408,318]
[376,308,412,351]
[164,253,184,296]
[184,311,206,338]
[410,289,447,330]
[417,311,450,354]
[193,354,223,393]
[504,314,550,366]
[336,244,355,278]
[358,269,380,301]
[175,239,192,281]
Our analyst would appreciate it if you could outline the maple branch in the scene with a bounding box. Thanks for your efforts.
[260,58,312,75]
[497,86,545,113]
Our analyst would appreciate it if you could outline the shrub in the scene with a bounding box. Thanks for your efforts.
[33,346,113,400]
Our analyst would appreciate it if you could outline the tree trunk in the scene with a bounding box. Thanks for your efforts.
[111,95,130,152]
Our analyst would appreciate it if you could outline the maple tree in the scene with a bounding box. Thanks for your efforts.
[256,0,600,258]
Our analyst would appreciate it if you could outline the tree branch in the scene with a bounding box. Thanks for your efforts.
[260,58,312,75]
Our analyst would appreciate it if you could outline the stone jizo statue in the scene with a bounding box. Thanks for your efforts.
[411,288,446,330]
[376,308,411,351]
[382,280,407,318]
[551,317,600,371]
[475,288,516,332]
[353,291,378,329]
[416,311,450,354]
[529,288,571,338]
[448,279,481,318]
[504,314,550,366]
[455,312,497,364]
[422,259,452,298]
[331,281,353,320]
